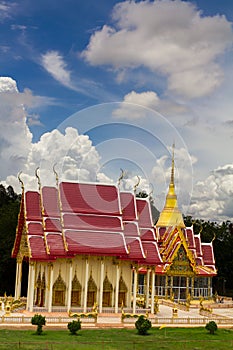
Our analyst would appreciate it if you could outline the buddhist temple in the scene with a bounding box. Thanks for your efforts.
[12,152,216,314]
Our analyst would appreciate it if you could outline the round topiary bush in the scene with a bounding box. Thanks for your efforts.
[68,319,82,335]
[31,314,46,335]
[205,320,218,334]
[135,315,152,335]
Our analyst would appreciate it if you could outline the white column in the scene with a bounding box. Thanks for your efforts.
[67,260,73,312]
[114,264,120,313]
[14,258,22,299]
[28,262,36,312]
[83,258,89,313]
[26,262,31,310]
[99,259,104,313]
[146,269,150,308]
[48,263,54,313]
[133,268,138,314]
[151,270,155,314]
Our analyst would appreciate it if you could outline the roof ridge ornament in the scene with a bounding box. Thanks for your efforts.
[118,168,125,187]
[35,167,41,191]
[133,175,140,193]
[53,163,59,187]
[17,171,24,192]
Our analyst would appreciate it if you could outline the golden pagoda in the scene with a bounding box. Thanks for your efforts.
[156,145,185,228]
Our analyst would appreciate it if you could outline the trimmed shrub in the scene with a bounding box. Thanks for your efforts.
[31,314,46,335]
[205,321,218,334]
[135,315,152,335]
[68,319,82,335]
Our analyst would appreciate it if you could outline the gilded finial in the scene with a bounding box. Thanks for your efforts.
[53,163,59,187]
[134,175,140,192]
[171,143,175,185]
[17,171,24,192]
[118,168,125,186]
[35,167,41,191]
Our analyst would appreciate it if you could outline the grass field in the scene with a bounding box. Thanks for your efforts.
[0,327,233,350]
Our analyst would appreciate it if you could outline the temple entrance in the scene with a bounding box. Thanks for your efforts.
[87,275,97,307]
[52,273,66,306]
[103,275,113,307]
[71,274,82,306]
[118,275,127,307]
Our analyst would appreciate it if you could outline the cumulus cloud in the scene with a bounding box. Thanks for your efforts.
[0,77,32,180]
[113,90,188,119]
[188,164,233,221]
[81,0,233,98]
[6,127,102,192]
[41,50,74,90]
[113,91,160,119]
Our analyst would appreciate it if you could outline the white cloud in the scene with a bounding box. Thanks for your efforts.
[41,50,74,90]
[0,1,16,21]
[0,77,32,179]
[5,126,102,192]
[81,0,233,98]
[113,90,160,119]
[113,90,188,119]
[188,164,233,221]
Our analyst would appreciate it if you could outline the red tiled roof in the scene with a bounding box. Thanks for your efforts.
[65,230,128,256]
[123,222,139,236]
[63,213,122,232]
[25,191,42,221]
[60,182,120,215]
[44,218,62,232]
[120,192,137,221]
[28,236,49,260]
[46,233,66,256]
[142,241,163,265]
[185,227,196,249]
[28,222,44,236]
[42,187,60,217]
[125,237,145,261]
[194,235,203,257]
[202,243,215,265]
[136,198,153,228]
[140,228,157,241]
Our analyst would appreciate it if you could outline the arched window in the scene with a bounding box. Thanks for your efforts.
[71,273,82,306]
[103,274,113,307]
[87,275,97,307]
[52,272,66,306]
[118,275,128,307]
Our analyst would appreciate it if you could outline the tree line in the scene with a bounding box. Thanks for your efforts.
[0,185,232,297]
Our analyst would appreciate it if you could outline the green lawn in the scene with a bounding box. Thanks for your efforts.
[0,327,233,350]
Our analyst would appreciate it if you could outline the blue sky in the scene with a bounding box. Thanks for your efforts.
[0,0,233,221]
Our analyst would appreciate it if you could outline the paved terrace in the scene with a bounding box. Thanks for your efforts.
[1,299,233,329]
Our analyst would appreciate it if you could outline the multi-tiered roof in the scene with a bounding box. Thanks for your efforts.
[12,158,216,277]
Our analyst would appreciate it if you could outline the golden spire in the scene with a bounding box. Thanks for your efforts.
[156,145,185,228]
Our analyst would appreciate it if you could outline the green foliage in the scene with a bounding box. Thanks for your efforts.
[67,319,81,335]
[31,314,46,335]
[0,184,21,295]
[135,315,152,335]
[205,321,218,334]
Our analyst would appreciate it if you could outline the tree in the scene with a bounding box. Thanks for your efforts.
[135,315,152,335]
[205,321,218,334]
[0,184,21,295]
[67,319,81,335]
[31,314,46,335]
